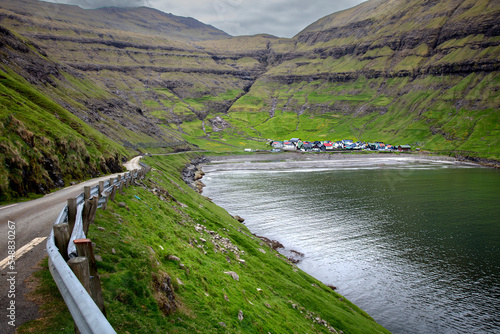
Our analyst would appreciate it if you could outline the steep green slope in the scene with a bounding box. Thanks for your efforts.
[0,26,133,201]
[212,0,500,159]
[0,67,128,201]
[0,0,498,203]
[18,153,391,334]
[3,0,497,159]
[0,0,274,145]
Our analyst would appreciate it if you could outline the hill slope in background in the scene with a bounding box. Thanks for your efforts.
[225,0,499,159]
[0,0,498,332]
[0,0,499,197]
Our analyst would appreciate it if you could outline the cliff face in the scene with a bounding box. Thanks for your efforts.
[288,0,500,78]
[0,0,284,137]
[0,0,499,171]
[0,26,133,200]
[226,0,499,159]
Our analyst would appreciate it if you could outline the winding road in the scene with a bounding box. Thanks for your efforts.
[0,156,142,334]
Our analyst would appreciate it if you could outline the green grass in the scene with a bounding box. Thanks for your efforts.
[0,67,128,202]
[215,73,500,161]
[19,153,391,333]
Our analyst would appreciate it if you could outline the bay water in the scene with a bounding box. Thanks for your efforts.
[202,157,500,333]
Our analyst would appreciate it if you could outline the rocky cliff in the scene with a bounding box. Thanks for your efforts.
[0,0,499,200]
[226,0,499,159]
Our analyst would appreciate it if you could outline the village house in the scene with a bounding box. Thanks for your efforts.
[271,141,284,149]
[269,137,411,153]
[283,141,296,151]
[398,145,411,152]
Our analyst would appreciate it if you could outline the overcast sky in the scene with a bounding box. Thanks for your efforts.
[44,0,366,38]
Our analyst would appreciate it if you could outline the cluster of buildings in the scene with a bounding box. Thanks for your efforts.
[269,138,412,152]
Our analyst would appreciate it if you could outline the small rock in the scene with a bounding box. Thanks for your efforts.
[218,322,226,327]
[224,271,239,281]
[95,254,103,262]
[238,310,244,321]
[265,303,271,308]
[258,248,266,254]
[257,288,263,293]
[233,215,245,223]
[168,255,181,262]
[177,278,184,285]
[179,263,185,269]
[97,227,106,231]
[200,238,206,243]
[118,202,126,208]
[237,259,246,264]
[224,294,229,302]
[111,248,116,254]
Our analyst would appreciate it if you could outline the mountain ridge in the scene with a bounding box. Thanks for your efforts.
[0,0,499,201]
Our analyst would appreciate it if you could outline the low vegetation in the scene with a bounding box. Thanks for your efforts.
[18,153,390,333]
[0,68,129,202]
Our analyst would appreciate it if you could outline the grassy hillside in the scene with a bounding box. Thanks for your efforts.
[190,0,500,159]
[1,0,497,161]
[0,65,130,201]
[18,153,390,334]
[0,0,499,200]
[214,73,500,159]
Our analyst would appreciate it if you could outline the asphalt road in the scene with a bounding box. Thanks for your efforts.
[0,156,142,334]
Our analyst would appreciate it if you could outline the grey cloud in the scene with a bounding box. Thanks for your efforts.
[49,0,151,8]
[45,0,366,37]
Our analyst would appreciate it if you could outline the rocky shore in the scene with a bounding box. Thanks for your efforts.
[181,156,209,193]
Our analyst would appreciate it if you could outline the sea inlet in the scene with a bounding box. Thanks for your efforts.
[201,154,500,334]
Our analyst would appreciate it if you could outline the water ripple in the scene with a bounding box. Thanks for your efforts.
[203,166,500,334]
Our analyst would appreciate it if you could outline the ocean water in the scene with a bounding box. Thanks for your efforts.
[202,158,500,333]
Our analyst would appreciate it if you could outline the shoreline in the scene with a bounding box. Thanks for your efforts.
[193,151,485,270]
[201,152,480,173]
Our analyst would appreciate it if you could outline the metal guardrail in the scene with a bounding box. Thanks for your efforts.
[46,165,150,334]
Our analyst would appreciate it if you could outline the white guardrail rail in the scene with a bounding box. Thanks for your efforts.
[46,164,150,334]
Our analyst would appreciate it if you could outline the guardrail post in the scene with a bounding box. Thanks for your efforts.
[74,239,107,317]
[118,181,124,195]
[68,256,92,334]
[109,177,114,187]
[99,181,104,197]
[102,195,108,211]
[82,196,98,235]
[109,185,117,201]
[84,186,91,201]
[53,223,70,261]
[67,198,77,235]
